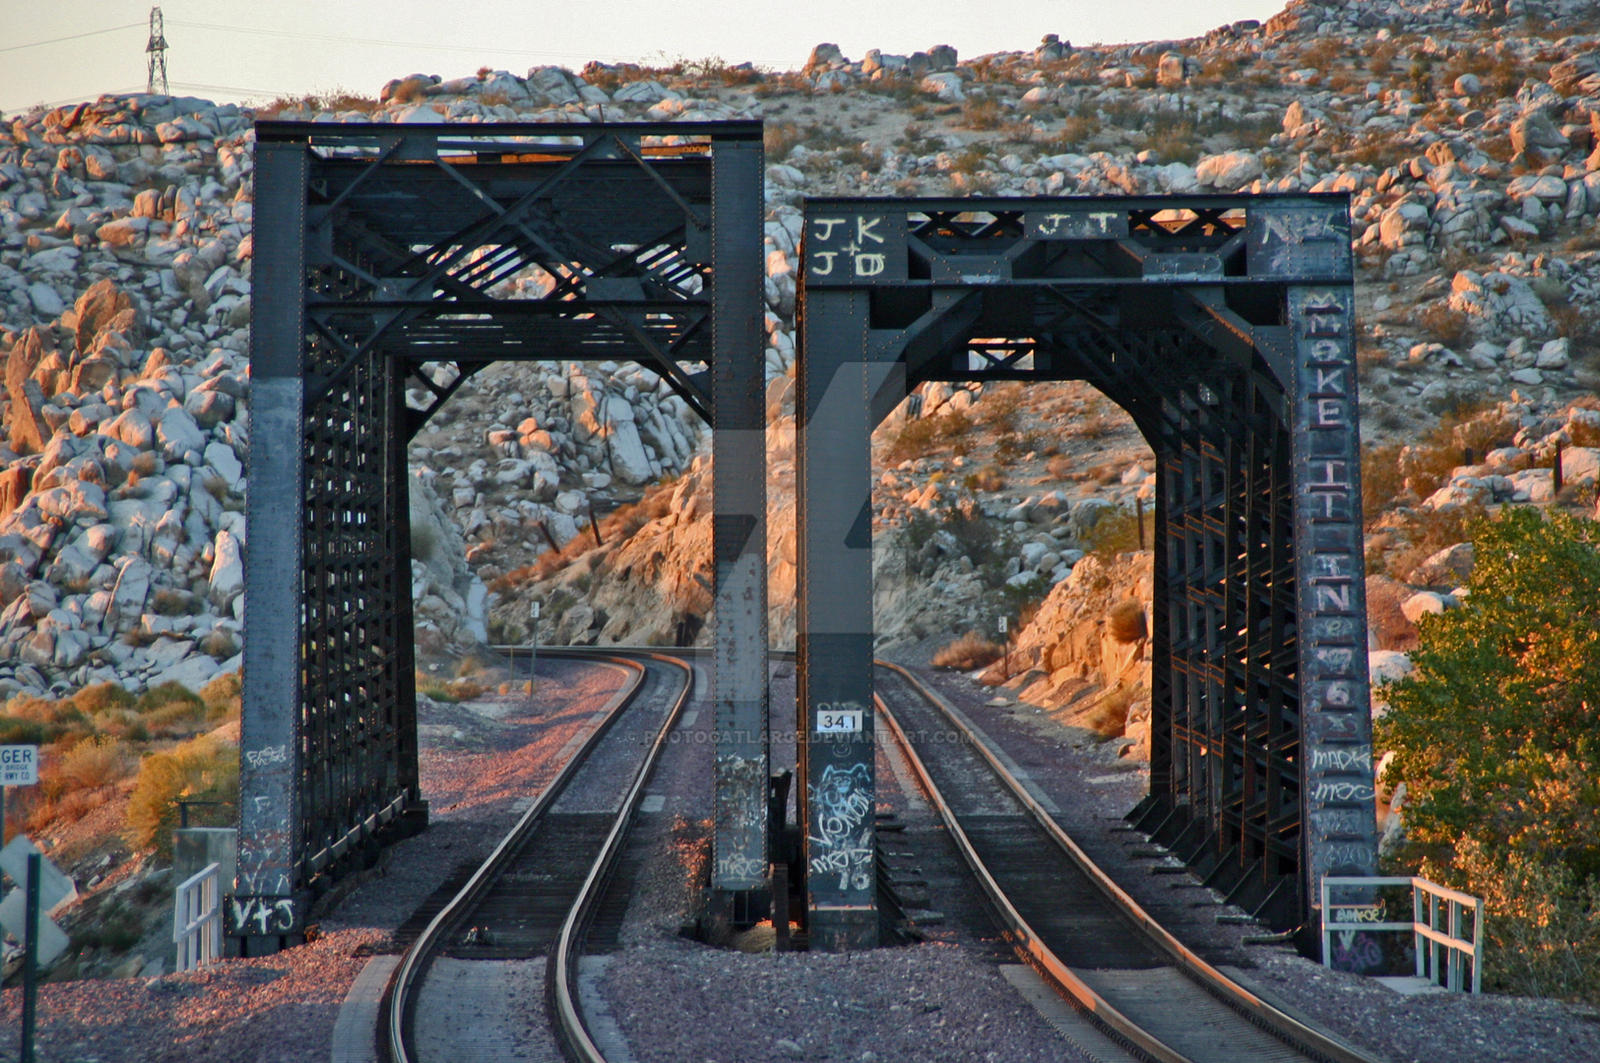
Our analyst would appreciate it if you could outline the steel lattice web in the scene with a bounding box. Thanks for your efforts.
[798,194,1375,947]
[235,121,767,954]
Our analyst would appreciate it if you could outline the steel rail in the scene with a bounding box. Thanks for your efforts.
[384,649,657,1063]
[551,651,696,1063]
[875,659,1388,1063]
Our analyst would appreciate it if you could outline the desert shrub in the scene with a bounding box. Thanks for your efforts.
[1083,506,1152,560]
[199,671,242,720]
[974,384,1023,436]
[137,681,203,715]
[946,146,990,175]
[962,465,1006,492]
[1362,441,1408,523]
[0,693,90,745]
[143,700,209,738]
[1083,687,1134,738]
[1107,599,1147,643]
[416,673,460,703]
[960,97,1003,130]
[57,735,134,791]
[764,121,803,161]
[895,122,943,155]
[416,673,487,703]
[1418,302,1470,348]
[124,735,239,860]
[1570,403,1600,449]
[1396,401,1518,498]
[883,410,976,465]
[0,716,49,745]
[900,507,1008,584]
[1045,454,1077,479]
[1377,509,1600,1000]
[1378,501,1488,581]
[1549,301,1600,356]
[455,656,490,679]
[92,708,149,742]
[69,899,143,953]
[932,632,1005,670]
[67,682,134,717]
[1455,838,1600,999]
[1056,112,1102,145]
[151,588,196,616]
[320,90,381,113]
[200,628,239,660]
[137,682,208,738]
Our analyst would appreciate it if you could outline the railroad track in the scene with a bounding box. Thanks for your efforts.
[386,648,694,1063]
[874,661,1389,1063]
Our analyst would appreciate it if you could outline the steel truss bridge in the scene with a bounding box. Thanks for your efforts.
[234,120,1376,956]
[234,120,768,953]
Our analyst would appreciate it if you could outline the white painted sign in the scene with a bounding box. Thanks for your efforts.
[0,836,76,914]
[817,709,863,734]
[0,835,76,967]
[998,616,1008,633]
[0,744,38,786]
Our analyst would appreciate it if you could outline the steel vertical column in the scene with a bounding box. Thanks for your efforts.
[709,138,771,912]
[387,365,424,822]
[235,140,309,954]
[797,285,878,950]
[1148,451,1175,797]
[1288,283,1377,948]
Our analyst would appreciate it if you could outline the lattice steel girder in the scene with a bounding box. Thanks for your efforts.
[797,193,1375,945]
[238,121,767,953]
[709,138,771,903]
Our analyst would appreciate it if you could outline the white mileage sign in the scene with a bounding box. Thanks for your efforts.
[816,707,863,734]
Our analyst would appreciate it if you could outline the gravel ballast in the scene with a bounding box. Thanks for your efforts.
[5,654,1599,1063]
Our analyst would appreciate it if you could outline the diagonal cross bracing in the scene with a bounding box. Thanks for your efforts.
[798,194,1376,951]
[236,121,766,955]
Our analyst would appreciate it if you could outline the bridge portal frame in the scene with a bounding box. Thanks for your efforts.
[797,194,1377,951]
[235,120,768,954]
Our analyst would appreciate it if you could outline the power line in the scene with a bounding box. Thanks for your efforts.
[1,87,147,112]
[164,18,792,68]
[167,81,297,98]
[168,18,625,60]
[0,21,144,54]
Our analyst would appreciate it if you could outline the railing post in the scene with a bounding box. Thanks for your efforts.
[1413,881,1425,979]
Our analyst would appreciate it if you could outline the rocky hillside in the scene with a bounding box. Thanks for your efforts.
[3,0,1600,737]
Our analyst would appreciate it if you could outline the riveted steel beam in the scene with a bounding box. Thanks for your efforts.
[238,121,766,954]
[798,194,1372,948]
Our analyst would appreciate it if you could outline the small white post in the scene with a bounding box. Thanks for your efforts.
[527,600,540,697]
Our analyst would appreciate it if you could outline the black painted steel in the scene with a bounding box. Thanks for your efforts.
[797,195,1376,948]
[238,122,766,953]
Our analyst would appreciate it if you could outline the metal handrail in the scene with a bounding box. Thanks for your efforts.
[1320,875,1482,993]
[173,862,222,972]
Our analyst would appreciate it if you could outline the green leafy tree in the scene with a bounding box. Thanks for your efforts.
[1377,508,1600,998]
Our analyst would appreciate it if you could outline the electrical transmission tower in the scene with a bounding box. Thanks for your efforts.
[146,7,169,95]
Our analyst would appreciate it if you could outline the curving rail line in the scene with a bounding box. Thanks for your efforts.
[875,659,1389,1063]
[386,648,694,1063]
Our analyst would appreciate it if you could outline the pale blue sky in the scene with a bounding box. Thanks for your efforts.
[2,1,1283,114]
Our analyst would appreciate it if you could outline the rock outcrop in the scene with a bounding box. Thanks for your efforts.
[5,0,1600,712]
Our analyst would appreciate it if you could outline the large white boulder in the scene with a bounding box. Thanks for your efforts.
[1195,152,1262,189]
